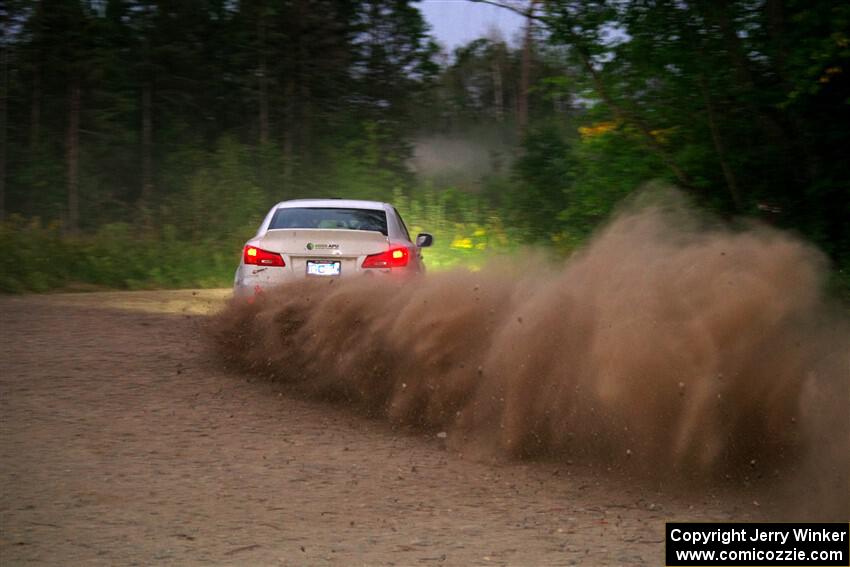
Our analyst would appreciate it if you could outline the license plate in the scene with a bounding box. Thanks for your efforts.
[306,260,341,276]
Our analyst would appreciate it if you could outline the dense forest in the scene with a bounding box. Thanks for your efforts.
[0,0,848,292]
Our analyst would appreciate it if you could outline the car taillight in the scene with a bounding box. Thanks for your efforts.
[243,245,285,267]
[362,246,409,269]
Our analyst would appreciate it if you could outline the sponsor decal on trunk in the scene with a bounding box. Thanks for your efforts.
[305,242,340,251]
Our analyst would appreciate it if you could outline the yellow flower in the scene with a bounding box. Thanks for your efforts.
[820,66,842,84]
[578,121,616,139]
[450,237,473,249]
[649,127,677,144]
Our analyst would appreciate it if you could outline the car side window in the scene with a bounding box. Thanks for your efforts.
[392,207,411,241]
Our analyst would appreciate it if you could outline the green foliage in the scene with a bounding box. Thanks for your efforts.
[542,0,850,257]
[559,124,668,244]
[316,122,407,202]
[510,125,572,241]
[1,0,848,296]
[0,216,239,293]
[393,188,515,270]
[169,137,266,242]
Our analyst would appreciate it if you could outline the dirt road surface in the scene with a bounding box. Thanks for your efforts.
[1,291,767,566]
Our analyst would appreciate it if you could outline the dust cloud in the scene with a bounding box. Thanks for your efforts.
[409,132,514,189]
[209,194,849,519]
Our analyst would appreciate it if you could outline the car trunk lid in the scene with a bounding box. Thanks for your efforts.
[258,228,390,276]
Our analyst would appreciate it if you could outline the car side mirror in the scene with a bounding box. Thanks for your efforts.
[416,232,434,248]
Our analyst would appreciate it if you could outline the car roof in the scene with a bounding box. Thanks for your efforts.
[272,199,389,211]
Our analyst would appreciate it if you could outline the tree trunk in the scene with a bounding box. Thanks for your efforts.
[296,0,311,163]
[66,80,81,234]
[764,0,790,86]
[700,0,810,185]
[258,9,270,145]
[517,1,535,134]
[0,45,7,222]
[283,78,295,181]
[300,83,312,163]
[141,79,153,203]
[30,0,42,153]
[763,0,820,180]
[492,57,503,122]
[30,63,41,153]
[698,73,742,209]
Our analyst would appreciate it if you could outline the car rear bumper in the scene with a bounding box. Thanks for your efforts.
[233,263,409,297]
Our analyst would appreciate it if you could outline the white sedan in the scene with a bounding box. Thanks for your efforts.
[234,199,433,297]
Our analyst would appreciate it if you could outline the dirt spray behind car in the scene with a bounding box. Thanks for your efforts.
[210,195,849,520]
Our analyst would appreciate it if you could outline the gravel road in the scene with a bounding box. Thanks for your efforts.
[0,291,767,566]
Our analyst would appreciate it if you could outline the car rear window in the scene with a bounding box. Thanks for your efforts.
[269,207,388,235]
